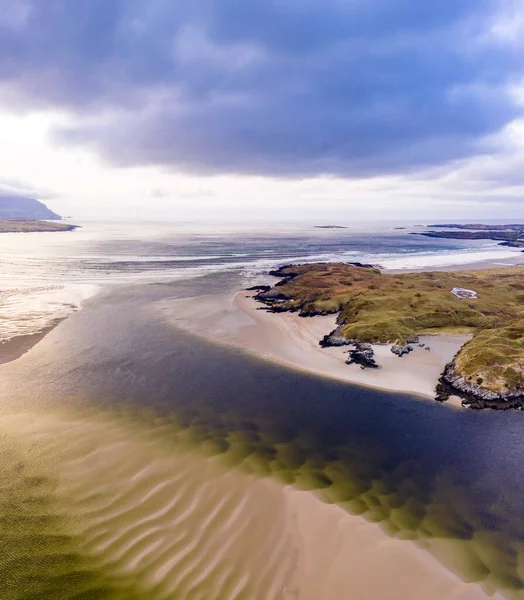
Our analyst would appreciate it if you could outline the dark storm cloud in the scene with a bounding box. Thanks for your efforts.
[0,0,521,176]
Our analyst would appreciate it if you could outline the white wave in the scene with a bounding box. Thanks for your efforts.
[241,246,522,278]
[86,255,228,263]
[377,247,521,270]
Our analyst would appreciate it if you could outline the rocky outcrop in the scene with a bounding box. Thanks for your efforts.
[346,343,378,369]
[298,304,339,317]
[254,287,288,302]
[436,362,524,409]
[391,344,413,357]
[246,285,271,292]
[319,326,353,348]
[346,261,378,269]
[267,265,301,284]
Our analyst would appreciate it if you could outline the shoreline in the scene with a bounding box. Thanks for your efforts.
[0,283,102,367]
[237,291,467,402]
[0,321,64,365]
[158,289,468,404]
[385,251,524,273]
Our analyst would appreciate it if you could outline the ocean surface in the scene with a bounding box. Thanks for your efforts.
[1,220,524,599]
[0,219,520,342]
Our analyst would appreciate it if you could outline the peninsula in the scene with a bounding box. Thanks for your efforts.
[0,218,79,233]
[254,263,524,409]
[413,223,524,249]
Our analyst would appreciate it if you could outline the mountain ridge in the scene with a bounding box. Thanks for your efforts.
[0,196,62,220]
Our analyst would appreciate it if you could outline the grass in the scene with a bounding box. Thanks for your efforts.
[262,263,524,394]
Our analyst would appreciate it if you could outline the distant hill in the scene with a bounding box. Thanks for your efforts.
[0,196,62,220]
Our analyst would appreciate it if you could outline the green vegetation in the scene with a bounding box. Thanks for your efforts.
[262,263,524,394]
[0,218,78,233]
[455,319,524,394]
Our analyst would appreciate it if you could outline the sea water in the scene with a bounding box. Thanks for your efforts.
[0,219,520,342]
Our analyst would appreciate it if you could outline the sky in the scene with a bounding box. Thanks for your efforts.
[0,0,523,221]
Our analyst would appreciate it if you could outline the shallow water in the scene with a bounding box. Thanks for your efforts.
[2,277,524,598]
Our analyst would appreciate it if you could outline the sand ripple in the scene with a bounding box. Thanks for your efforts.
[0,408,510,599]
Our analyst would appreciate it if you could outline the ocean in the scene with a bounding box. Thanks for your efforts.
[0,219,520,343]
[1,220,523,599]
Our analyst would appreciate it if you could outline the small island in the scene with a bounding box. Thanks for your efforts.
[253,262,524,409]
[0,218,79,233]
[314,225,349,229]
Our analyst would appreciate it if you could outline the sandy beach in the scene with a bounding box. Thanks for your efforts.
[159,289,469,403]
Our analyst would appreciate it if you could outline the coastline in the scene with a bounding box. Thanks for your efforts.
[0,283,102,366]
[158,289,468,404]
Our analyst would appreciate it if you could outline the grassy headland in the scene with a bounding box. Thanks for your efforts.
[0,218,78,233]
[255,263,524,402]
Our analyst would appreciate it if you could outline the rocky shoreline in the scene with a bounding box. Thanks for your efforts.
[436,362,524,409]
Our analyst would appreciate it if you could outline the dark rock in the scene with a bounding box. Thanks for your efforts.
[406,336,420,344]
[391,345,413,357]
[319,326,353,348]
[246,285,271,292]
[267,265,301,284]
[346,261,378,270]
[435,382,451,403]
[346,342,378,369]
[299,305,339,317]
[255,288,288,302]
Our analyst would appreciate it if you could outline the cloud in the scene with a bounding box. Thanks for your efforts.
[0,0,522,178]
[0,176,50,200]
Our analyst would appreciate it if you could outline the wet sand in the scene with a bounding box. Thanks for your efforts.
[159,290,469,402]
[0,321,63,364]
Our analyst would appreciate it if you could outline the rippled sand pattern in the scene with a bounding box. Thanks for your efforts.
[0,404,520,599]
[0,409,306,599]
